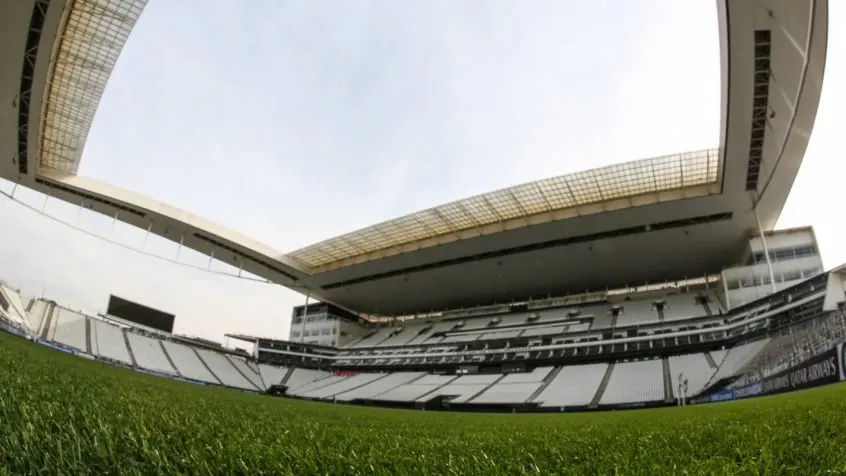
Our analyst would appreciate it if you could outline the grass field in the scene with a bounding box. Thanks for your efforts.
[1,332,846,475]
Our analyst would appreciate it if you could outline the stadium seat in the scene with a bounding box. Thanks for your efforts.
[532,363,608,407]
[161,340,220,383]
[48,308,88,352]
[91,319,133,365]
[126,331,177,375]
[599,359,665,405]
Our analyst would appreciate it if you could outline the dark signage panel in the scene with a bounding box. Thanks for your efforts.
[106,295,175,333]
[761,347,839,396]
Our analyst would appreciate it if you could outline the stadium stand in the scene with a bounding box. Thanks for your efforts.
[288,374,344,396]
[471,368,553,404]
[668,353,717,398]
[161,340,221,384]
[598,359,665,405]
[421,374,501,403]
[335,371,425,401]
[284,368,331,392]
[193,348,259,391]
[90,319,133,365]
[532,363,608,407]
[125,331,177,375]
[225,355,264,389]
[47,308,88,352]
[298,373,386,399]
[706,339,771,387]
[0,284,30,330]
[472,381,542,405]
[24,299,49,336]
[371,374,455,402]
[258,364,289,388]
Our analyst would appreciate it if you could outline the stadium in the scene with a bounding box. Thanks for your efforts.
[2,0,846,473]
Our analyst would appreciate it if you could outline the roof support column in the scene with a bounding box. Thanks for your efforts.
[301,292,310,344]
[753,206,778,295]
[722,270,731,310]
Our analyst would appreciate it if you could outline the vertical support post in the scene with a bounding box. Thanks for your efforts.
[753,206,778,294]
[142,222,152,250]
[301,293,310,343]
[40,195,48,214]
[111,211,119,238]
[176,233,184,261]
[10,183,17,197]
[722,272,731,310]
[208,247,215,269]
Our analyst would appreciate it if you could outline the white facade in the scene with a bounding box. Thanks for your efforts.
[722,227,823,308]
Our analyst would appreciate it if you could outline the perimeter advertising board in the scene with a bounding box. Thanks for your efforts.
[761,347,839,396]
[732,382,763,399]
[839,342,845,381]
[709,390,734,403]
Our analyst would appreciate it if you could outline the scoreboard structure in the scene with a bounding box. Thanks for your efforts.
[106,295,175,334]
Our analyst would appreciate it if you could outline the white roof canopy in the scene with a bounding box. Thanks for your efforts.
[290,148,721,272]
[39,0,147,174]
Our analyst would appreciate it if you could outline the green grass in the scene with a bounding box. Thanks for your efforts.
[2,332,846,475]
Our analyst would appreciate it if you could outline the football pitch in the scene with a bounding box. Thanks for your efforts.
[1,331,845,475]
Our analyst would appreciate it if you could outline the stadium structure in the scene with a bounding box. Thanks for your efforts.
[3,0,846,412]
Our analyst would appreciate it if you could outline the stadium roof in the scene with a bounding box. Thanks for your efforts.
[38,0,146,175]
[290,149,721,273]
[0,0,830,316]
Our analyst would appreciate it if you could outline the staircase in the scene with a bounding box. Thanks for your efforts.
[662,358,674,402]
[121,329,138,367]
[84,318,93,354]
[159,341,182,377]
[589,363,616,407]
[255,366,268,390]
[528,366,562,403]
[704,352,719,369]
[38,303,56,340]
[224,356,261,391]
[280,367,295,386]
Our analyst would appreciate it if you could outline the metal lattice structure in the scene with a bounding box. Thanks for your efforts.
[290,148,721,272]
[38,0,148,174]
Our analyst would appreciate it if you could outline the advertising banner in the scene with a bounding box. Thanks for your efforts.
[709,389,734,403]
[733,382,763,399]
[839,342,845,381]
[34,339,77,355]
[761,347,839,396]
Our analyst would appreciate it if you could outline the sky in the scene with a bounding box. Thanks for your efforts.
[0,0,841,345]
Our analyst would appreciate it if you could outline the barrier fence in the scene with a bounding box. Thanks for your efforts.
[839,341,845,381]
[701,344,844,404]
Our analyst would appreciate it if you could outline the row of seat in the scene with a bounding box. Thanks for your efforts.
[284,347,760,407]
[31,303,275,392]
[347,291,723,349]
[10,291,763,408]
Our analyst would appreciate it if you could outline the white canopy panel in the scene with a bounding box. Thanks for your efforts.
[38,0,147,174]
